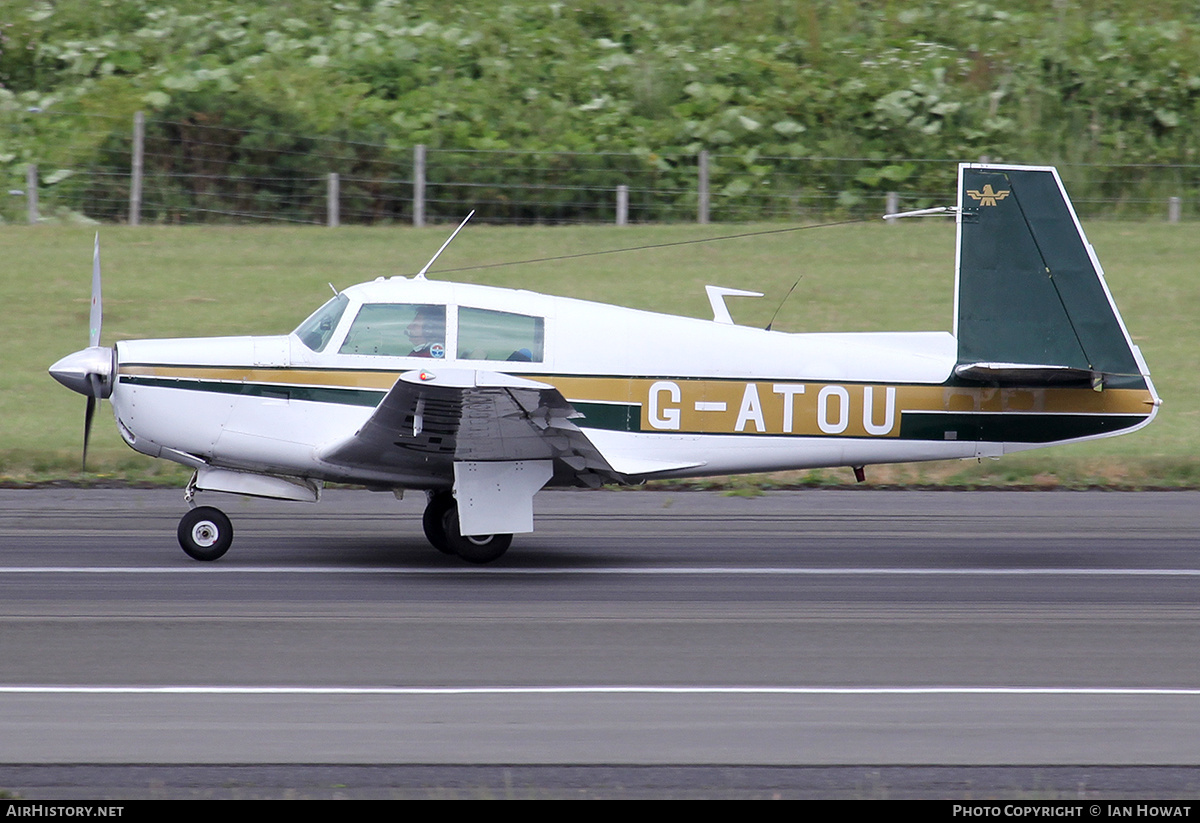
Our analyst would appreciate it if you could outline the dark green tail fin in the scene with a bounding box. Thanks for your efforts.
[955,164,1149,390]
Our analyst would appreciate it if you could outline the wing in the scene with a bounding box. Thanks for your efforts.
[318,368,618,489]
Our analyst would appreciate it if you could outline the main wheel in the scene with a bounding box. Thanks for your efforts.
[422,492,455,554]
[178,506,233,562]
[442,506,512,565]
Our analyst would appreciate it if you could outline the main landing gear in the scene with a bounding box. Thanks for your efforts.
[423,491,512,564]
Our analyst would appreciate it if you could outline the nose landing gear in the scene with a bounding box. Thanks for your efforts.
[177,506,233,561]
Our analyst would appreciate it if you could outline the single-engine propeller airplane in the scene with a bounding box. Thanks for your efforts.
[50,163,1159,564]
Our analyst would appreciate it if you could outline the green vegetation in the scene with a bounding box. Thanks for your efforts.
[2,1,1195,486]
[4,218,1194,487]
[2,1,1199,223]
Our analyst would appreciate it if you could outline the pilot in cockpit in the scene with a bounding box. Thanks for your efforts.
[406,305,446,358]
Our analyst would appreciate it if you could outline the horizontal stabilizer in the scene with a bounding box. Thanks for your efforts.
[954,362,1098,387]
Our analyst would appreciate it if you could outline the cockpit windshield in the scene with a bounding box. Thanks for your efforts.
[293,293,349,352]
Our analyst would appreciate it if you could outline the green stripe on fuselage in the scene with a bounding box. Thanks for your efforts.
[899,411,1146,443]
[570,402,640,432]
[119,375,386,407]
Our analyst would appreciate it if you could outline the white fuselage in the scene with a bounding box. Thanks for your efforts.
[108,275,1156,490]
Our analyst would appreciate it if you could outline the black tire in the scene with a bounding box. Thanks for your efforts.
[177,506,233,562]
[422,492,456,554]
[442,506,512,565]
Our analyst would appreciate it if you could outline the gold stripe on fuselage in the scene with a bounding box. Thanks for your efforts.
[541,377,1153,437]
[119,366,1155,438]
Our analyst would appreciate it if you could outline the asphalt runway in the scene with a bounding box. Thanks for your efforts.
[2,487,1199,799]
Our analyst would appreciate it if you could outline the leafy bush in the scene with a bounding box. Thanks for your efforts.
[3,0,1198,223]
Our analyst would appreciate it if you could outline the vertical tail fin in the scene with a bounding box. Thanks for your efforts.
[954,163,1151,392]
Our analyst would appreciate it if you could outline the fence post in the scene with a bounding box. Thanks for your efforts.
[327,173,340,227]
[1168,196,1181,224]
[26,164,38,224]
[885,191,899,222]
[616,184,628,226]
[697,150,710,224]
[129,111,144,226]
[413,144,426,227]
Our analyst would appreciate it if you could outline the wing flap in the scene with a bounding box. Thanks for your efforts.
[318,368,617,486]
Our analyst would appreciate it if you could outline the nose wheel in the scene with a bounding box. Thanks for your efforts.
[178,506,233,561]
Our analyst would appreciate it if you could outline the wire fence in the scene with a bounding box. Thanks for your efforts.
[4,110,1198,225]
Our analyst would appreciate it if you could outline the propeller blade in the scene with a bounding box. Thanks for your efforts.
[89,232,102,348]
[81,371,105,472]
[83,395,96,473]
[86,369,104,401]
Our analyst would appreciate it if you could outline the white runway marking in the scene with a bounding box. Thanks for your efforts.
[2,565,1200,576]
[3,685,1200,696]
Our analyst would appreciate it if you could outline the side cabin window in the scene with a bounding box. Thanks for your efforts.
[458,307,544,362]
[294,293,349,352]
[339,303,446,358]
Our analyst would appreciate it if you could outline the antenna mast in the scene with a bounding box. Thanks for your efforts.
[415,210,475,279]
